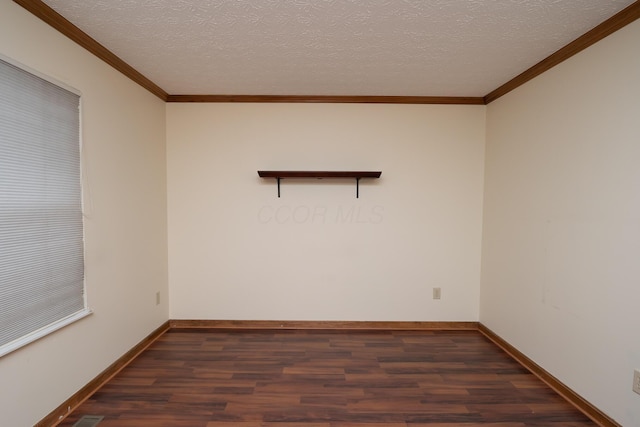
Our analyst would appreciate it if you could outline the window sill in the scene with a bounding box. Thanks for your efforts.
[0,308,92,358]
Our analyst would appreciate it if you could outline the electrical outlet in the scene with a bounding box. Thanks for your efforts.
[433,287,441,300]
[633,369,640,395]
[156,291,160,306]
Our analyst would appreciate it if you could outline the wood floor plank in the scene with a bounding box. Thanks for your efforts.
[58,330,597,426]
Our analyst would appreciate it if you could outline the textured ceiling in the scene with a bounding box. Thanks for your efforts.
[41,0,636,97]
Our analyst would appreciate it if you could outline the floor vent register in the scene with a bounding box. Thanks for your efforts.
[72,415,104,427]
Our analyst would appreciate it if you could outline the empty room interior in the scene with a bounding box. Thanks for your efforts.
[1,1,639,426]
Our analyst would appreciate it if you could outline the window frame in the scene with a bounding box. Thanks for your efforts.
[0,53,91,358]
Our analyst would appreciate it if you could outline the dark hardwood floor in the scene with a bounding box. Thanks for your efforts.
[58,329,596,427]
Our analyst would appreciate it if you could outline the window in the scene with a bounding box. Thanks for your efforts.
[0,56,89,357]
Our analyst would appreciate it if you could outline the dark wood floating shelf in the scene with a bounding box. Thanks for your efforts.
[258,171,382,198]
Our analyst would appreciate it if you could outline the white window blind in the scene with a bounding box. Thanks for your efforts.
[0,57,88,357]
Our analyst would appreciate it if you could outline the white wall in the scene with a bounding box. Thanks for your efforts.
[0,3,169,426]
[481,19,640,427]
[167,103,485,321]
